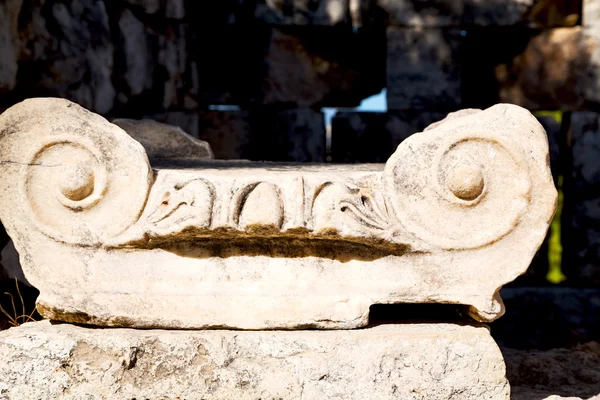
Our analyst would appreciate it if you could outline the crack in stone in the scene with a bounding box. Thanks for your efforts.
[0,160,61,167]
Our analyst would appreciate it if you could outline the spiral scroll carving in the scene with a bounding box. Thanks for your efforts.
[384,113,535,250]
[11,100,153,246]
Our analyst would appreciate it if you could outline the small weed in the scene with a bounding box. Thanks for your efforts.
[0,278,40,329]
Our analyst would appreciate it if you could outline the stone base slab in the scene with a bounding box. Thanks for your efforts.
[0,321,509,399]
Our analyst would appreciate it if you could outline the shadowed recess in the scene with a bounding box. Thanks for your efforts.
[137,235,415,262]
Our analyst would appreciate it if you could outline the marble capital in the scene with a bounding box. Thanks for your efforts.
[0,98,557,329]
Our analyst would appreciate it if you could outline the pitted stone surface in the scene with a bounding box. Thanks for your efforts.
[0,321,509,400]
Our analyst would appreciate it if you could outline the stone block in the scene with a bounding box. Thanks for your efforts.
[386,27,462,111]
[14,0,115,114]
[114,9,189,112]
[0,0,22,92]
[256,108,326,162]
[260,26,385,108]
[493,27,600,111]
[359,0,579,27]
[375,0,464,27]
[460,26,538,109]
[463,0,580,27]
[0,99,556,329]
[192,24,385,109]
[198,109,324,162]
[564,111,600,284]
[330,111,445,162]
[116,8,153,99]
[113,119,213,161]
[192,24,270,107]
[0,321,509,399]
[145,111,200,138]
[197,110,255,160]
[255,0,351,25]
[123,0,184,19]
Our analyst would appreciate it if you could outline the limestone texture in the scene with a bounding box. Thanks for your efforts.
[0,98,556,329]
[0,320,509,400]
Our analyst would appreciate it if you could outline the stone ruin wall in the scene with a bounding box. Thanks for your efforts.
[1,0,600,347]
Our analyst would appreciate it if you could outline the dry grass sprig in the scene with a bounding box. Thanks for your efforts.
[0,278,39,327]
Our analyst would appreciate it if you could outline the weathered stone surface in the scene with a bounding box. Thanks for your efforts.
[0,321,509,399]
[192,24,385,108]
[197,110,255,160]
[149,109,324,161]
[564,112,600,284]
[191,24,269,107]
[116,8,153,98]
[374,0,464,27]
[386,27,462,110]
[360,0,579,27]
[0,0,22,91]
[123,0,185,19]
[255,0,351,25]
[504,342,600,400]
[255,108,326,162]
[1,3,387,111]
[330,111,445,162]
[463,0,580,27]
[146,110,200,138]
[0,99,556,328]
[114,9,188,111]
[16,0,115,114]
[113,119,213,161]
[261,27,385,107]
[490,287,600,349]
[495,27,600,111]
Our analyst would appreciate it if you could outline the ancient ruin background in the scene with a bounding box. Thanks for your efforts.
[1,0,600,349]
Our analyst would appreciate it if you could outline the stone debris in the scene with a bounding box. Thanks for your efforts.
[113,118,213,161]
